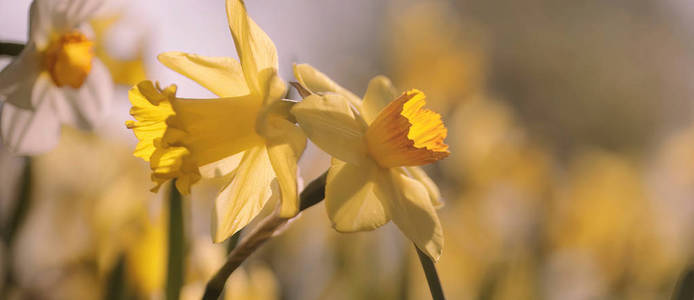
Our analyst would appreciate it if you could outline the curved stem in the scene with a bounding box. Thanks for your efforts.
[0,42,24,56]
[416,245,446,300]
[202,172,327,300]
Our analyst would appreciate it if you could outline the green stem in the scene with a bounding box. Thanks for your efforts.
[1,157,32,298]
[104,255,128,300]
[416,245,446,300]
[166,182,185,300]
[226,230,242,254]
[672,266,694,300]
[3,157,32,245]
[202,172,327,300]
[0,42,24,56]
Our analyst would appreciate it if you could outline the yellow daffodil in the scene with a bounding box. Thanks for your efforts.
[0,0,113,155]
[126,0,305,243]
[291,64,448,260]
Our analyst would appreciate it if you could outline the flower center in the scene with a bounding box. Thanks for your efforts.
[42,31,94,88]
[364,89,449,168]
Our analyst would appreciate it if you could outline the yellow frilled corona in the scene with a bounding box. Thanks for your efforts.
[365,89,449,168]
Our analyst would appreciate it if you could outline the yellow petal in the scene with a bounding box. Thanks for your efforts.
[198,152,244,178]
[292,63,363,108]
[325,159,390,232]
[258,100,307,217]
[388,169,443,261]
[362,75,396,125]
[226,0,278,96]
[212,145,275,242]
[158,51,250,98]
[169,95,265,166]
[403,166,443,208]
[365,89,449,167]
[91,15,147,86]
[265,121,306,218]
[291,93,368,166]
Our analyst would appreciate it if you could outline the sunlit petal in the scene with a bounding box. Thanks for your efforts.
[264,114,306,217]
[402,166,443,208]
[325,159,390,232]
[226,0,278,96]
[388,169,443,261]
[292,63,362,108]
[291,93,368,166]
[362,75,396,125]
[212,145,275,242]
[158,51,249,98]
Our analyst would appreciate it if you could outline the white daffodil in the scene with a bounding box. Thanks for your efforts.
[0,0,113,155]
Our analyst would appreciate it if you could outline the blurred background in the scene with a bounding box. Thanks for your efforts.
[2,0,694,299]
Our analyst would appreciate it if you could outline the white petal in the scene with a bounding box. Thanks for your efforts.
[57,59,113,129]
[49,0,103,32]
[28,0,52,46]
[0,45,41,110]
[1,77,62,155]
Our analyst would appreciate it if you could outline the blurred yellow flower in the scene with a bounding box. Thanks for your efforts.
[387,1,486,113]
[126,0,306,243]
[0,0,113,155]
[125,212,167,296]
[291,65,447,260]
[547,150,667,294]
[180,239,279,300]
[90,15,147,86]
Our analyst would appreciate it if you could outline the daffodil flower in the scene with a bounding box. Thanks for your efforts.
[126,0,305,243]
[0,0,113,155]
[291,64,448,260]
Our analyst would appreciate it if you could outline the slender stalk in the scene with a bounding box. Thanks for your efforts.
[416,245,446,300]
[166,182,185,300]
[672,266,694,300]
[0,42,24,56]
[1,157,32,298]
[226,230,242,254]
[104,255,128,300]
[202,172,327,300]
[3,157,32,245]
